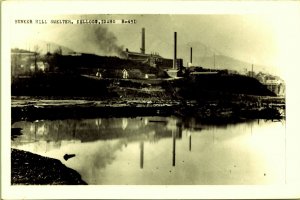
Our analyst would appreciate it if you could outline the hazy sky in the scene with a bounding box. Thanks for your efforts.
[10,13,299,75]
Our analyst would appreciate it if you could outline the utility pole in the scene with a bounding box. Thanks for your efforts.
[33,45,40,73]
[34,52,38,73]
[190,47,192,64]
[214,53,216,69]
[46,43,50,54]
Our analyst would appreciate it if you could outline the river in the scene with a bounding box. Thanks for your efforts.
[11,116,286,185]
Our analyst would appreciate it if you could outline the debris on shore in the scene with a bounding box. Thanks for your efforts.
[11,97,284,123]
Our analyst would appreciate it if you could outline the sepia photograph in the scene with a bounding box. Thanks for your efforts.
[1,1,300,199]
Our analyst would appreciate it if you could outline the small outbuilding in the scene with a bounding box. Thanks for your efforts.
[122,69,129,79]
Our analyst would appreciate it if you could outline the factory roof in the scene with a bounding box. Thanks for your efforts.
[124,50,162,58]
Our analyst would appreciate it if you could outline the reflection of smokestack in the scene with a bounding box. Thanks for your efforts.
[172,130,176,166]
[173,32,177,69]
[140,141,144,169]
[141,28,145,54]
[178,125,182,139]
[190,47,192,63]
[189,134,192,151]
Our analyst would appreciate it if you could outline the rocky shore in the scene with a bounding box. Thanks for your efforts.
[11,148,87,185]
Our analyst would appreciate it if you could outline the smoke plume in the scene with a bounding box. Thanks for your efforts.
[52,25,125,57]
[93,26,125,57]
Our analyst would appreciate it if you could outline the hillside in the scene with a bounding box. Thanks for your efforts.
[12,72,275,99]
[46,53,163,76]
[195,55,269,74]
[16,40,75,55]
[176,41,280,76]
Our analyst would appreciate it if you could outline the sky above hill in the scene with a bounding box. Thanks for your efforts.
[10,13,300,77]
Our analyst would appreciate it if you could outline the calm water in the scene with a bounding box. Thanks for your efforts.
[12,117,286,185]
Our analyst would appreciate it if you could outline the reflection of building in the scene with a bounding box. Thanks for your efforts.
[122,118,128,130]
[13,117,188,145]
[13,117,199,170]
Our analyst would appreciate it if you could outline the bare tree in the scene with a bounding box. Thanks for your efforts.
[54,46,62,55]
[33,45,40,73]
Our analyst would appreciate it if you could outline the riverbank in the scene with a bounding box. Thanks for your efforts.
[11,96,284,124]
[11,148,87,185]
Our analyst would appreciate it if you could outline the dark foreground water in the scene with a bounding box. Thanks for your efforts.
[12,117,285,185]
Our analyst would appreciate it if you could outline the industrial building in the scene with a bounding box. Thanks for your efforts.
[11,49,49,78]
[123,28,183,76]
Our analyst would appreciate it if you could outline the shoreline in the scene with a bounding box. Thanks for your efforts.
[11,97,285,123]
[11,148,87,185]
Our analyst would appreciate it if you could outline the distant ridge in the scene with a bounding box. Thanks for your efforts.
[177,41,279,76]
[16,40,75,55]
[195,55,270,74]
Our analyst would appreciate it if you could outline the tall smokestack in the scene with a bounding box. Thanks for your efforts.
[173,32,177,69]
[190,47,192,63]
[141,28,145,54]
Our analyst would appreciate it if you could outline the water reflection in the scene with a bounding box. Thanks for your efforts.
[140,141,144,169]
[12,117,286,185]
[189,133,192,152]
[122,118,128,130]
[172,130,176,167]
[12,117,176,144]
